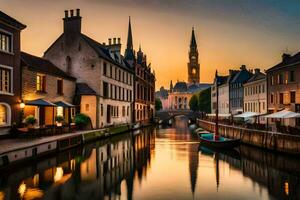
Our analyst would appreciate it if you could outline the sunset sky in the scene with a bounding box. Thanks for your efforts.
[2,0,300,89]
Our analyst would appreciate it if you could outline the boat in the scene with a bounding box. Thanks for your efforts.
[199,133,240,149]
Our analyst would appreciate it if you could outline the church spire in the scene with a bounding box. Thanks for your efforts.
[125,16,135,62]
[190,27,197,48]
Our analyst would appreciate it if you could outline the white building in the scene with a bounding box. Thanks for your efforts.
[218,83,230,114]
[44,9,134,128]
[244,69,267,122]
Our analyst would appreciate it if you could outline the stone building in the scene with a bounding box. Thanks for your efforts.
[243,69,267,117]
[124,18,156,124]
[44,9,134,128]
[21,52,76,126]
[159,28,211,111]
[266,53,300,127]
[0,11,26,135]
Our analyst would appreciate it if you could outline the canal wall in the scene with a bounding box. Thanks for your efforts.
[0,123,149,168]
[197,119,300,155]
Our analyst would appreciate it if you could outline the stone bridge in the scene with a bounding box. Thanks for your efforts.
[155,109,198,124]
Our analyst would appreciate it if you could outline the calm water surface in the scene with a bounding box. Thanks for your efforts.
[0,117,299,200]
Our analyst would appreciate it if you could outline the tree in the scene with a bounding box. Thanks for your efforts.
[189,94,199,112]
[155,98,162,111]
[198,88,211,113]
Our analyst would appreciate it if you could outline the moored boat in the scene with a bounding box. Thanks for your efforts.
[199,133,240,149]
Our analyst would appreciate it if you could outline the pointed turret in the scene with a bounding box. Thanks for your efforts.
[170,80,173,93]
[125,16,135,63]
[137,44,143,64]
[190,27,197,48]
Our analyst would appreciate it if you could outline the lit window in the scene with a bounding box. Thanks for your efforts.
[0,104,8,125]
[0,32,12,53]
[36,74,46,92]
[0,66,12,93]
[57,106,63,116]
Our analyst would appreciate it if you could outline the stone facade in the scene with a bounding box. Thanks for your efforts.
[266,53,300,127]
[44,9,134,128]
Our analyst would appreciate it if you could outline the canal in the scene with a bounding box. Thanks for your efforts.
[0,116,299,200]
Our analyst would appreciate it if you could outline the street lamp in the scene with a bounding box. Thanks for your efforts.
[20,101,25,109]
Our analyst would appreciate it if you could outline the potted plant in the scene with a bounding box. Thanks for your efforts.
[25,115,36,128]
[55,115,64,127]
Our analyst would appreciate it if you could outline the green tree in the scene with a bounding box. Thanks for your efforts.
[189,94,199,112]
[198,88,211,113]
[155,98,162,111]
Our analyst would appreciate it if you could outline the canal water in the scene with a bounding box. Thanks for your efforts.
[0,116,299,200]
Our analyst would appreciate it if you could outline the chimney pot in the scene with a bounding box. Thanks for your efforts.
[64,10,68,18]
[113,38,116,44]
[70,9,74,17]
[76,9,80,17]
[108,38,112,45]
[282,53,291,63]
[254,68,260,74]
[118,38,121,44]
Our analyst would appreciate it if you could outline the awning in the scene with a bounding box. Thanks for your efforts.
[25,99,57,107]
[234,112,260,118]
[263,109,300,119]
[54,101,74,108]
[207,113,231,117]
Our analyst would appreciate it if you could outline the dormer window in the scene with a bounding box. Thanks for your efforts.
[0,31,12,53]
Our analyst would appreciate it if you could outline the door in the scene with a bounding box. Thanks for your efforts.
[39,107,45,126]
[107,105,111,124]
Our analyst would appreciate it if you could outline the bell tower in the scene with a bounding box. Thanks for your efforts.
[187,27,200,84]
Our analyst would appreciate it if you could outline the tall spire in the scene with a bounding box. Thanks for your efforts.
[125,16,135,62]
[190,27,197,48]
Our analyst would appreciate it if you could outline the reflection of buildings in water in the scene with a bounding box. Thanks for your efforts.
[0,128,155,200]
[174,115,189,132]
[219,145,300,200]
[188,143,199,197]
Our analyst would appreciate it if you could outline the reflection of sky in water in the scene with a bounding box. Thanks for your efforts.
[0,124,297,200]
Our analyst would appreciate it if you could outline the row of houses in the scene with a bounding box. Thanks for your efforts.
[211,53,300,126]
[0,9,155,135]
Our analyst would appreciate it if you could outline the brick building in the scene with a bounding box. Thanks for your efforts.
[0,11,26,135]
[21,52,76,126]
[124,18,156,123]
[44,9,134,128]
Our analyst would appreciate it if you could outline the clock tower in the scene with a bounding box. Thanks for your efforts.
[187,27,200,84]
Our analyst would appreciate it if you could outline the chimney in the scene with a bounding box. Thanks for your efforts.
[108,38,112,45]
[282,53,291,63]
[113,38,116,44]
[118,38,121,44]
[63,9,82,36]
[254,68,260,74]
[65,10,68,18]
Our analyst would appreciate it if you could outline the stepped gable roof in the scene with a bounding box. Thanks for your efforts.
[173,82,188,92]
[266,52,300,73]
[81,34,133,72]
[21,52,76,81]
[246,71,266,83]
[0,11,26,30]
[76,83,97,95]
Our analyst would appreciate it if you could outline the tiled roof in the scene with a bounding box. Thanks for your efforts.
[266,52,300,72]
[0,11,26,30]
[76,83,97,95]
[81,34,133,72]
[21,52,76,80]
[246,71,265,83]
[231,69,253,83]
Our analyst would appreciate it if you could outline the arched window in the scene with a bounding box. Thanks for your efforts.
[66,56,72,73]
[0,103,11,126]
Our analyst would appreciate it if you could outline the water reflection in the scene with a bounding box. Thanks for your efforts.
[0,119,300,200]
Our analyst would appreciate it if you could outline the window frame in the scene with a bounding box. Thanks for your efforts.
[0,102,11,127]
[0,64,13,95]
[0,29,13,54]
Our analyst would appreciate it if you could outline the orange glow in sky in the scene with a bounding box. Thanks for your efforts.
[2,0,300,89]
